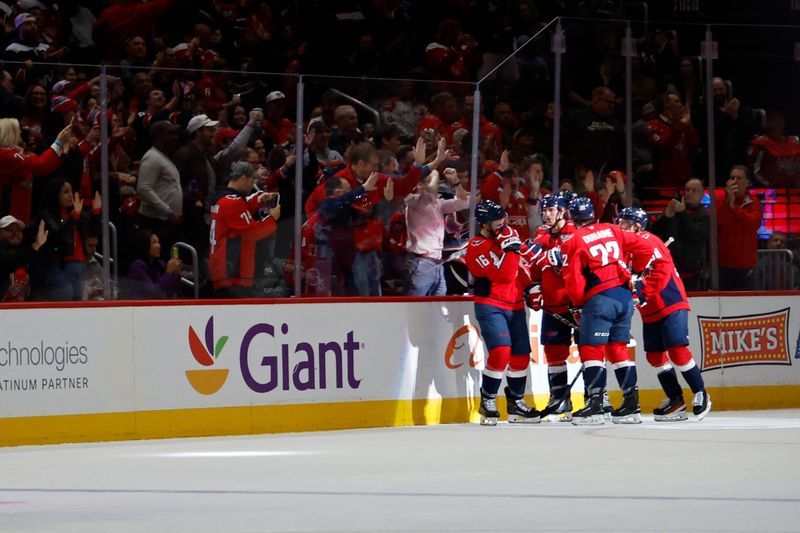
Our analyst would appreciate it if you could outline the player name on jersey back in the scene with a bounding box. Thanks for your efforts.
[581,228,614,244]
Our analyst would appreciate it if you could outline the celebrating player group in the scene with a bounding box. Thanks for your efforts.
[466,192,712,426]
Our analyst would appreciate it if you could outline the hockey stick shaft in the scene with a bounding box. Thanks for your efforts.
[540,363,584,418]
[543,309,580,331]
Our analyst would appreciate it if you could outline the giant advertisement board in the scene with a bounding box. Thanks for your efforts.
[1,295,798,441]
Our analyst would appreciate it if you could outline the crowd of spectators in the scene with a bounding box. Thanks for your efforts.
[0,0,799,302]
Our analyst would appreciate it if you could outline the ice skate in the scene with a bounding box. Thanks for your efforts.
[692,390,712,421]
[602,390,613,421]
[505,387,541,424]
[653,396,688,421]
[611,388,642,424]
[542,393,572,422]
[571,390,605,425]
[479,393,499,426]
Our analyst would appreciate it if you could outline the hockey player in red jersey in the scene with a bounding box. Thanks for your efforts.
[559,196,644,425]
[209,161,280,297]
[526,193,579,420]
[466,200,541,425]
[616,207,711,420]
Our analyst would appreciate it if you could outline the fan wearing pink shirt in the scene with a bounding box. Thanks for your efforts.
[404,167,468,296]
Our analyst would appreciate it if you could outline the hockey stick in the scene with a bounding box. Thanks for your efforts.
[538,309,581,418]
[539,363,584,418]
[543,309,580,331]
[638,236,674,278]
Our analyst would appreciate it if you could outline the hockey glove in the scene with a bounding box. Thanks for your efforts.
[546,247,564,273]
[519,240,543,264]
[569,307,582,327]
[497,226,521,252]
[524,283,543,311]
[631,275,647,307]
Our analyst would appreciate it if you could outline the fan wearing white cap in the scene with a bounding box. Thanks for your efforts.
[186,114,220,137]
[0,215,48,302]
[264,90,294,147]
[171,114,220,251]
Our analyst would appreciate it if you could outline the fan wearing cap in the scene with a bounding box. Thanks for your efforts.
[172,113,220,251]
[263,91,294,148]
[209,161,280,297]
[4,13,49,61]
[174,109,265,245]
[0,117,73,224]
[0,215,48,302]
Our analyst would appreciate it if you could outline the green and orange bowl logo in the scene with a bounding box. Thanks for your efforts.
[186,316,229,395]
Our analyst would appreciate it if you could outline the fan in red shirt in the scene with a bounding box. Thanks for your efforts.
[466,200,542,426]
[417,91,461,144]
[0,118,72,223]
[616,207,711,421]
[456,93,503,150]
[645,93,700,189]
[209,161,280,298]
[748,110,800,188]
[716,165,763,290]
[559,196,644,425]
[479,150,534,241]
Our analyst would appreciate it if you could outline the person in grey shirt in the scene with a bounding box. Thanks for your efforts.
[136,120,182,257]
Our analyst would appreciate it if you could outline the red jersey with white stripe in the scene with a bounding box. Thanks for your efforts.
[531,222,576,313]
[466,236,529,311]
[560,223,641,308]
[626,231,690,323]
[209,189,277,289]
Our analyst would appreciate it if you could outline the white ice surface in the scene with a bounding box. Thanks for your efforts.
[1,410,799,532]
